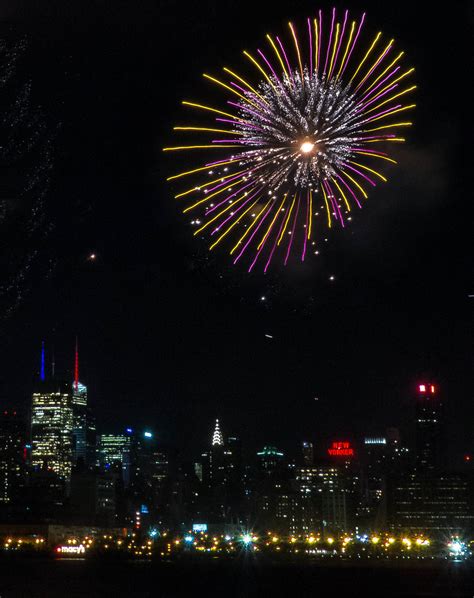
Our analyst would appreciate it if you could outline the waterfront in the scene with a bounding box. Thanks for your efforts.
[0,557,473,598]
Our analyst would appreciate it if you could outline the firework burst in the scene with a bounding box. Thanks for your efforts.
[164,9,415,272]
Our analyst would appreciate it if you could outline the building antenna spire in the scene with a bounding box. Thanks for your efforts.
[51,344,55,378]
[74,336,79,391]
[40,341,45,382]
[212,419,224,446]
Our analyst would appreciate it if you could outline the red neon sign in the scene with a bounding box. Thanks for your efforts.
[328,441,354,457]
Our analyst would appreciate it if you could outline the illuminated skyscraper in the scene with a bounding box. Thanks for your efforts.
[302,441,314,466]
[98,433,131,471]
[71,339,91,467]
[72,382,88,465]
[294,463,350,534]
[31,379,74,482]
[0,409,26,504]
[212,419,224,447]
[415,383,442,472]
[204,419,226,487]
[257,446,285,476]
[200,419,236,522]
[389,473,474,534]
[387,383,471,534]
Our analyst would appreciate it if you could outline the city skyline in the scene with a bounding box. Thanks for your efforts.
[1,364,472,540]
[3,340,472,469]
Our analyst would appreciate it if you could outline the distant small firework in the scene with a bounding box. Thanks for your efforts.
[164,8,415,271]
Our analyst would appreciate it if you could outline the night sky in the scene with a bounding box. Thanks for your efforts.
[0,1,472,462]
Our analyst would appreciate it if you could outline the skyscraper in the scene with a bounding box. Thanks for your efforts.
[0,409,26,504]
[98,433,131,474]
[388,473,474,534]
[212,419,224,447]
[129,430,170,518]
[256,446,285,476]
[223,436,244,522]
[302,441,314,466]
[415,383,442,472]
[359,437,388,528]
[294,462,351,535]
[31,379,74,482]
[203,419,226,488]
[71,339,90,467]
[72,382,88,465]
[200,420,234,522]
[386,383,473,535]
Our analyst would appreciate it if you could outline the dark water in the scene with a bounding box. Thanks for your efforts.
[0,557,473,598]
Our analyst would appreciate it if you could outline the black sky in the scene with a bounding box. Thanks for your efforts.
[0,0,472,462]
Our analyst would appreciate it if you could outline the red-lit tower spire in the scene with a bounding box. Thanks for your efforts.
[74,337,79,391]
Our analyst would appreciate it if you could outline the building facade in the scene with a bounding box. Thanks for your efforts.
[0,410,26,504]
[98,433,131,480]
[31,380,74,483]
[415,383,442,472]
[388,473,474,535]
[72,381,88,467]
